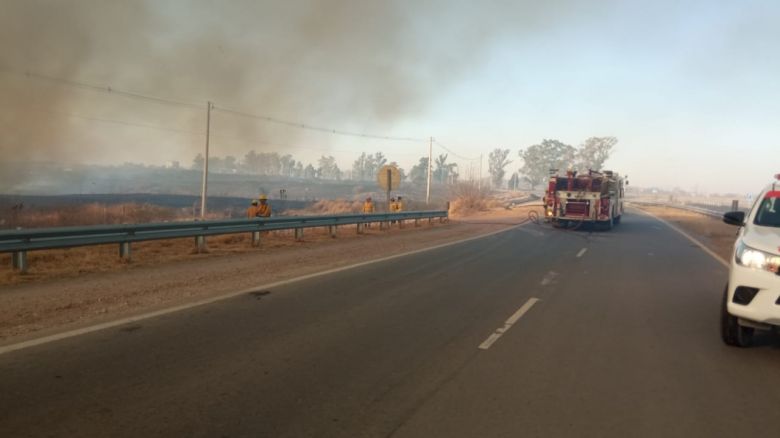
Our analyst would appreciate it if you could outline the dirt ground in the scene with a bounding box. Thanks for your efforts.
[634,205,737,260]
[0,205,544,343]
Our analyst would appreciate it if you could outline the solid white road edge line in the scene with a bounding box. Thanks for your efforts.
[478,298,540,350]
[0,221,528,356]
[632,206,729,269]
[576,248,587,258]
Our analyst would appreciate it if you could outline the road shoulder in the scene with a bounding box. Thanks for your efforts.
[0,207,536,346]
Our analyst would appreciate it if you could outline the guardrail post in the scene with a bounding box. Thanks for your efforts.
[379,221,387,231]
[251,231,261,247]
[398,219,405,229]
[195,236,207,253]
[12,251,28,274]
[428,218,433,225]
[414,218,420,227]
[295,228,303,241]
[356,223,363,234]
[328,225,337,238]
[119,242,132,262]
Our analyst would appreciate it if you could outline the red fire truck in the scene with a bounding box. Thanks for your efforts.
[544,169,625,229]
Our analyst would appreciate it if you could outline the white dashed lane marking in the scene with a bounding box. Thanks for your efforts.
[540,271,559,286]
[478,298,540,350]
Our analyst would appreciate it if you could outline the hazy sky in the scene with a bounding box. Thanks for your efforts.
[1,0,778,194]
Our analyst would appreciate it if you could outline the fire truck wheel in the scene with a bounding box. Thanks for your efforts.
[721,284,754,347]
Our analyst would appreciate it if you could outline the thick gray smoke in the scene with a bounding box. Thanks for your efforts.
[0,0,606,166]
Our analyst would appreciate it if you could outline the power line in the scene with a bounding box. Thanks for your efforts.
[434,140,480,161]
[5,69,429,142]
[5,70,202,109]
[19,104,424,160]
[213,106,427,142]
[18,105,204,136]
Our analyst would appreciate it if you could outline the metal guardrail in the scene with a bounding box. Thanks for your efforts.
[1,210,448,273]
[628,201,724,219]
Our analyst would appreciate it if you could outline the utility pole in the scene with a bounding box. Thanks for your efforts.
[200,101,212,218]
[426,136,433,204]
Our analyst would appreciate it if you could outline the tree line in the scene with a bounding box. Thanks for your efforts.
[190,136,616,188]
[192,151,343,180]
[490,136,618,189]
[191,149,461,184]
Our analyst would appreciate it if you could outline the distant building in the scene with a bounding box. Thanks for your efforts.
[165,161,181,169]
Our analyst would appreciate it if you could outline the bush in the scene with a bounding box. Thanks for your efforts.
[448,182,491,216]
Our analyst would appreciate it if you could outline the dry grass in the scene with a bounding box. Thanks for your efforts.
[0,223,398,286]
[1,202,198,228]
[287,199,364,215]
[0,199,451,285]
[448,182,494,217]
[286,197,430,214]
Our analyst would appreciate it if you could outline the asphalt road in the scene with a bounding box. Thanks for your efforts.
[2,209,780,437]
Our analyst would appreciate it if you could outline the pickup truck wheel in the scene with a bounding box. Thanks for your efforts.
[721,285,754,347]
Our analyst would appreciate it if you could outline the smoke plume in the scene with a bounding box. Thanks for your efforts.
[0,0,602,168]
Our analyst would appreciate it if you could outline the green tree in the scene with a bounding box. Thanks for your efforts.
[409,157,429,185]
[575,137,617,172]
[280,154,296,177]
[488,148,512,188]
[351,151,387,181]
[303,163,317,180]
[242,150,260,173]
[518,139,576,189]
[373,152,387,170]
[257,152,281,175]
[433,154,458,183]
[352,152,368,180]
[317,155,340,180]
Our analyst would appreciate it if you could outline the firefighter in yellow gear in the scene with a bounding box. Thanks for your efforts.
[389,197,398,212]
[256,194,272,217]
[363,197,375,214]
[362,196,375,228]
[247,199,259,218]
[395,196,404,212]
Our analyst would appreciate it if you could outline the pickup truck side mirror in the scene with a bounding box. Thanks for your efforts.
[723,211,745,226]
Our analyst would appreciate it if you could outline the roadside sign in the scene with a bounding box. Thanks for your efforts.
[377,165,401,191]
